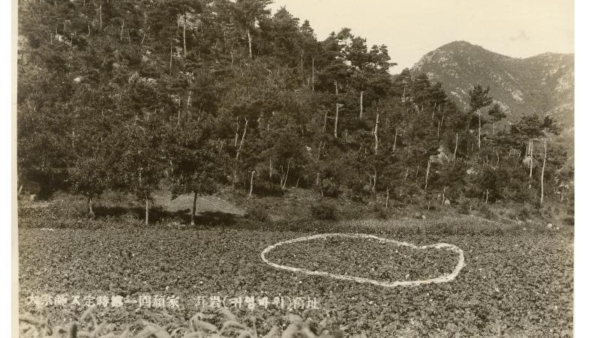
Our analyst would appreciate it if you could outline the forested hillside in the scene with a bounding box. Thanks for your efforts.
[17,0,573,223]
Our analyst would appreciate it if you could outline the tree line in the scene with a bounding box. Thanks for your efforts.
[17,0,573,224]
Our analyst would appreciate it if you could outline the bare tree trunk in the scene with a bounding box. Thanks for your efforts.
[279,166,284,186]
[373,111,379,154]
[385,188,390,208]
[169,44,173,75]
[317,141,323,160]
[183,14,187,58]
[425,157,431,190]
[529,140,534,178]
[18,184,23,197]
[441,186,447,205]
[359,91,364,119]
[440,108,446,130]
[540,138,547,204]
[236,117,248,161]
[88,197,94,216]
[282,160,291,189]
[177,94,181,125]
[528,139,534,189]
[334,104,340,138]
[485,189,489,204]
[453,133,459,161]
[311,57,315,92]
[145,196,150,225]
[323,111,328,132]
[269,158,273,179]
[478,111,482,149]
[398,83,407,101]
[333,81,340,138]
[249,170,255,198]
[98,4,102,30]
[120,20,124,40]
[234,117,239,147]
[186,91,191,119]
[190,191,198,226]
[437,110,446,138]
[246,29,252,59]
[393,128,399,153]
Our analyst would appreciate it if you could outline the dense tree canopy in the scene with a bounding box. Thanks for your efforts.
[17,0,572,223]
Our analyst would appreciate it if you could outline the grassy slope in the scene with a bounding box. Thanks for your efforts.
[19,185,573,229]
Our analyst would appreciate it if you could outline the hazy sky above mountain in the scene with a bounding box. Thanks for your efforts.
[268,0,574,73]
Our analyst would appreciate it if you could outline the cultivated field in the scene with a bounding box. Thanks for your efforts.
[18,206,573,337]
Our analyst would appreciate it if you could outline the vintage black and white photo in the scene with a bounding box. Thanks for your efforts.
[15,0,574,337]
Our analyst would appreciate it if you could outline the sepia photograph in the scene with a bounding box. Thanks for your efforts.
[13,0,578,337]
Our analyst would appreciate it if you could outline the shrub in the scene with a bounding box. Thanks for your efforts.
[252,181,285,197]
[371,204,392,220]
[376,208,392,220]
[479,204,497,220]
[245,206,271,223]
[321,178,341,198]
[119,210,144,224]
[458,199,471,215]
[562,216,574,226]
[337,203,368,220]
[517,204,534,221]
[311,202,339,221]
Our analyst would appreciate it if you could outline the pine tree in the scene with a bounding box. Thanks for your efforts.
[467,85,493,150]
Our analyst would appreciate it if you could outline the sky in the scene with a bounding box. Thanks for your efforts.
[268,0,574,73]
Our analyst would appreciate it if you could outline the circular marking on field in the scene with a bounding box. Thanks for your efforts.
[260,233,466,288]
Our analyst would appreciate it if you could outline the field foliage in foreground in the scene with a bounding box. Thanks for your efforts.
[19,221,573,337]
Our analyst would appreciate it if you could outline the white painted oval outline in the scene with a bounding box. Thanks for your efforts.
[260,233,466,288]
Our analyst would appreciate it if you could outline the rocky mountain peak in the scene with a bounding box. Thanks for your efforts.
[410,41,574,132]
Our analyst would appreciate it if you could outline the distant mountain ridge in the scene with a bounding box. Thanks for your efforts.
[410,41,574,135]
